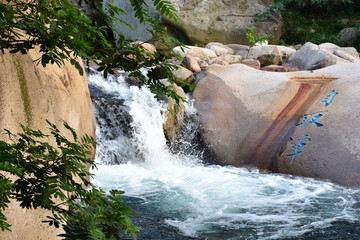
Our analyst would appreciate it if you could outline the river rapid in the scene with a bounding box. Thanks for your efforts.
[87,71,360,240]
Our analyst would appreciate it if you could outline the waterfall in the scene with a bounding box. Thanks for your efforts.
[88,71,360,240]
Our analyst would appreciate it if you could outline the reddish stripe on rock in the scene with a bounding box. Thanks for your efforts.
[247,82,327,170]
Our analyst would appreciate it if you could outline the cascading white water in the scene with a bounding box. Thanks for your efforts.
[88,71,360,239]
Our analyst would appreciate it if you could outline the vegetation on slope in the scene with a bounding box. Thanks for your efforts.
[257,0,360,49]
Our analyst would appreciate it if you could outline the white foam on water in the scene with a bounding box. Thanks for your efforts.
[88,71,360,239]
[92,163,359,239]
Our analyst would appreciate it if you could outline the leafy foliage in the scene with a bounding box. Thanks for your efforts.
[255,0,360,47]
[0,0,189,103]
[0,122,139,239]
[255,0,354,21]
[246,27,268,46]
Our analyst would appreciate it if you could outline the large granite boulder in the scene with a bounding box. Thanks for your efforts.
[288,42,360,70]
[163,0,283,46]
[0,48,96,239]
[192,63,360,188]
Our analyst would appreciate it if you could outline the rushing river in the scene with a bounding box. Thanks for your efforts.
[87,71,360,240]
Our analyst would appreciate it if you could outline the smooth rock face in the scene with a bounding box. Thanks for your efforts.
[186,48,212,61]
[208,57,230,65]
[288,42,360,70]
[221,54,243,64]
[205,42,235,56]
[276,45,296,56]
[172,66,194,85]
[192,63,360,188]
[247,45,281,59]
[261,65,298,72]
[241,59,261,69]
[173,46,217,59]
[0,49,95,239]
[183,55,201,72]
[164,0,283,46]
[226,44,249,53]
[236,49,249,60]
[208,45,232,56]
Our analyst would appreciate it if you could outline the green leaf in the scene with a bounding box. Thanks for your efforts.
[70,59,84,76]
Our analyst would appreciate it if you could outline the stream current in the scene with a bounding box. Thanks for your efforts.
[88,71,360,239]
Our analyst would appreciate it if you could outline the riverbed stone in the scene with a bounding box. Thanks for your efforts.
[226,44,249,53]
[172,66,194,85]
[209,45,232,56]
[257,53,282,66]
[183,55,201,72]
[186,48,211,61]
[192,63,360,188]
[276,45,296,60]
[221,54,243,64]
[289,42,360,70]
[261,65,298,72]
[198,60,209,71]
[173,46,217,60]
[208,57,230,66]
[206,42,235,56]
[241,59,261,69]
[236,49,249,60]
[247,45,281,60]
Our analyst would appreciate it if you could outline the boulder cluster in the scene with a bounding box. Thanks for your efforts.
[168,42,360,87]
[158,41,360,144]
[156,41,360,188]
[174,43,297,73]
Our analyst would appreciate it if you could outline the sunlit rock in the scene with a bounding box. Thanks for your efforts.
[288,42,360,70]
[220,54,243,64]
[208,57,230,66]
[172,66,194,85]
[241,59,261,69]
[247,45,281,60]
[173,46,217,60]
[183,55,201,72]
[0,48,95,240]
[192,63,360,188]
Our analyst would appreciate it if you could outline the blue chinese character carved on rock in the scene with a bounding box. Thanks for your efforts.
[297,111,328,128]
[287,135,312,165]
[320,90,339,106]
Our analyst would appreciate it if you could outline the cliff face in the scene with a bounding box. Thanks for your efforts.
[0,48,96,239]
